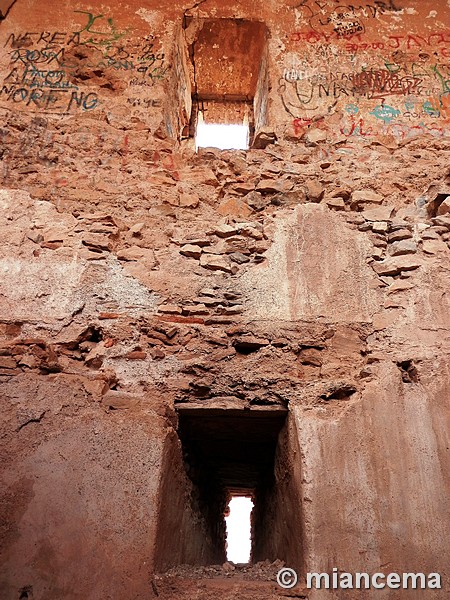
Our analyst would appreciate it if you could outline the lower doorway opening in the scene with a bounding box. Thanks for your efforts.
[154,405,304,573]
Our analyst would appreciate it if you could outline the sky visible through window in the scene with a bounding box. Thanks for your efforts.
[196,122,249,151]
[225,496,253,563]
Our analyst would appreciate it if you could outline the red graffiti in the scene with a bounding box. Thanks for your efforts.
[151,150,180,180]
[428,93,450,121]
[291,30,450,56]
[293,117,314,135]
[290,30,347,44]
[340,116,373,138]
[350,70,421,99]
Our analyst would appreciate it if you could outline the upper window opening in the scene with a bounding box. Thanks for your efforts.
[225,495,254,563]
[177,18,268,150]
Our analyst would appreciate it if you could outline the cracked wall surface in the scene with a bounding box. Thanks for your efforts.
[0,1,449,599]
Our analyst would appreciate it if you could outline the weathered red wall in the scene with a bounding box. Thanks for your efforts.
[0,1,449,599]
[1,0,448,140]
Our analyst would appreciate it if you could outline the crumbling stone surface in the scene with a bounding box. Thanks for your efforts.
[153,560,308,599]
[0,0,449,598]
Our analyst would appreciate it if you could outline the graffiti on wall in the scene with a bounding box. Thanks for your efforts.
[291,101,450,142]
[0,11,168,114]
[280,62,449,114]
[282,0,450,141]
[293,0,402,40]
[283,72,450,140]
[290,30,450,59]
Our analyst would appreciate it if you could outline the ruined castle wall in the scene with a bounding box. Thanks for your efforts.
[0,1,449,598]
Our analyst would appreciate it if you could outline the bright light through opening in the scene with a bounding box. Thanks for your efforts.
[225,496,253,564]
[196,123,249,151]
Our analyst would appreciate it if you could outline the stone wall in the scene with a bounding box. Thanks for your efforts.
[0,1,449,599]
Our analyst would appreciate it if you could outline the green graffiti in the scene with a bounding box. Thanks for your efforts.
[422,101,440,118]
[74,10,127,48]
[384,62,401,73]
[431,65,450,93]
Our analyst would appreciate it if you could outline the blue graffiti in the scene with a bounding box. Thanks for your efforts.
[345,103,359,115]
[370,104,401,123]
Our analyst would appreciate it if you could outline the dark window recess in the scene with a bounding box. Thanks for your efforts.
[154,404,304,573]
